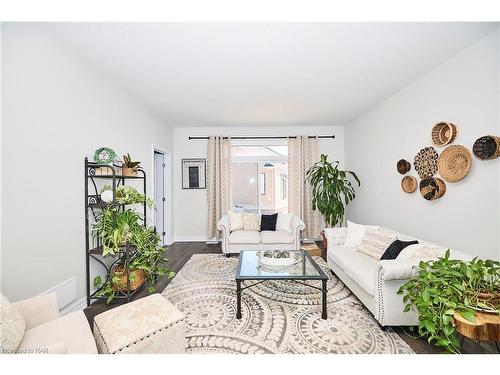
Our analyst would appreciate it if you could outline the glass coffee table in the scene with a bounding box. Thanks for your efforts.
[235,250,329,320]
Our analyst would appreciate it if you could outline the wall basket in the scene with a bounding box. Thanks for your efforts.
[472,135,500,160]
[401,176,417,193]
[437,145,472,183]
[414,146,438,179]
[419,177,446,201]
[397,159,411,174]
[431,122,457,147]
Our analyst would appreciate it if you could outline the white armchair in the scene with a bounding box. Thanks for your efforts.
[217,214,305,255]
[7,293,97,353]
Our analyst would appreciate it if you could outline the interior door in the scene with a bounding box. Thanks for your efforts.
[154,151,166,245]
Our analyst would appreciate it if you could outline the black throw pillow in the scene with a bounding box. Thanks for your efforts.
[260,213,278,231]
[380,239,419,260]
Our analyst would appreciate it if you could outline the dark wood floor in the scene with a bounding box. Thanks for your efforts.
[84,242,498,354]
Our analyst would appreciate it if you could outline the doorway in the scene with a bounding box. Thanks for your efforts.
[153,148,170,245]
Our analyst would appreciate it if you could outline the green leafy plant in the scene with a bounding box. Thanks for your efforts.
[122,153,141,169]
[398,250,500,353]
[306,154,360,227]
[100,185,154,207]
[92,205,174,302]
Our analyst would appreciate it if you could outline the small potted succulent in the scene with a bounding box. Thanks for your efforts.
[122,153,141,176]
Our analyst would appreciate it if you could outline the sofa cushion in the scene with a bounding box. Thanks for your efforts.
[229,230,261,244]
[276,213,293,233]
[243,213,260,231]
[356,227,396,260]
[228,211,244,232]
[397,244,445,260]
[0,294,25,353]
[260,213,278,231]
[330,247,378,296]
[18,311,97,354]
[260,230,294,244]
[344,221,376,248]
[381,239,419,260]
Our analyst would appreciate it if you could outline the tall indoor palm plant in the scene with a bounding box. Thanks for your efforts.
[306,154,360,227]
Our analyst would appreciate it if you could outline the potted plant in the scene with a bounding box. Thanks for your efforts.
[398,250,500,353]
[306,154,360,247]
[92,205,174,303]
[122,153,141,176]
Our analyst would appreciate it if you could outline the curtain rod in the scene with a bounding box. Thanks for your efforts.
[188,135,335,140]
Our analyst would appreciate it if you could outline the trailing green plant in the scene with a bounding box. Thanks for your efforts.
[92,205,174,302]
[398,250,500,353]
[306,154,360,227]
[100,185,154,207]
[122,153,141,169]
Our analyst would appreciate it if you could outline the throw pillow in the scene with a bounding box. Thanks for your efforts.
[380,239,419,260]
[344,221,376,248]
[356,227,396,260]
[228,211,244,232]
[276,213,292,233]
[260,213,278,231]
[0,294,26,353]
[243,213,260,231]
[397,244,444,260]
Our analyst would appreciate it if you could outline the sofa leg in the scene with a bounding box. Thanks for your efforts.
[380,325,386,331]
[225,254,230,258]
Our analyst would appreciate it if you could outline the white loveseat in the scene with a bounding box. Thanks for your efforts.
[217,214,305,255]
[324,226,472,328]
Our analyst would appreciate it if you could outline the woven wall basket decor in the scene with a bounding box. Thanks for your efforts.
[437,145,472,183]
[397,159,411,174]
[414,146,438,179]
[431,122,458,147]
[401,176,417,193]
[472,135,500,160]
[419,177,446,201]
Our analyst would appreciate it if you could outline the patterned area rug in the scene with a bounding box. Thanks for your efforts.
[162,254,413,354]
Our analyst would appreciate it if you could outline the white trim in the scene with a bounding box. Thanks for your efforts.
[152,144,172,246]
[173,236,210,242]
[59,296,87,315]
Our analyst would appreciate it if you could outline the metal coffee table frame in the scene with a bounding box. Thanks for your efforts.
[235,250,329,320]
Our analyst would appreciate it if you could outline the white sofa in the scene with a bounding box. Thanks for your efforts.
[324,226,472,328]
[217,214,305,255]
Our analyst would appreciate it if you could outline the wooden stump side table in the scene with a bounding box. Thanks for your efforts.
[453,311,500,353]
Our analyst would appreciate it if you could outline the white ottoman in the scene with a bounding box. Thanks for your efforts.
[93,294,186,354]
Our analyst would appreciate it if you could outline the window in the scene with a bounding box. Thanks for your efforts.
[230,142,288,214]
[280,174,288,200]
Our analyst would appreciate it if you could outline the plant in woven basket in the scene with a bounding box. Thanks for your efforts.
[398,250,500,353]
[306,154,360,227]
[92,206,174,303]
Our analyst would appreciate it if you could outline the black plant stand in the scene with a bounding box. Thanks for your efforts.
[84,157,147,307]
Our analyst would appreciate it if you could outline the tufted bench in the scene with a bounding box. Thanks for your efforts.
[93,294,186,354]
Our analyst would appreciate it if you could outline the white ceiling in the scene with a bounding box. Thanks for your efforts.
[46,23,498,126]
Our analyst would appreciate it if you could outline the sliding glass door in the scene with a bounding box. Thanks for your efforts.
[231,143,288,214]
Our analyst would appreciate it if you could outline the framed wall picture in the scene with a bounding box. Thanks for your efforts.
[182,158,206,189]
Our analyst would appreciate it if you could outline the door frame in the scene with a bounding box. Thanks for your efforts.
[151,145,172,245]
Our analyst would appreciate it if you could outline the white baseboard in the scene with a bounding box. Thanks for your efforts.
[173,236,210,242]
[59,296,87,315]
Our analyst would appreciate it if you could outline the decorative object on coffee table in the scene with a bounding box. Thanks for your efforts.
[396,159,411,174]
[438,145,472,183]
[431,122,458,147]
[414,146,438,179]
[419,177,446,200]
[401,176,417,193]
[473,135,500,160]
[453,311,500,352]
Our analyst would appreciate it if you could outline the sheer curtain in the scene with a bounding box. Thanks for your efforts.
[288,136,320,239]
[206,136,231,239]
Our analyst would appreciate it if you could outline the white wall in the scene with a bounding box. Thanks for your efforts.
[1,24,173,302]
[173,126,344,241]
[345,29,500,260]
